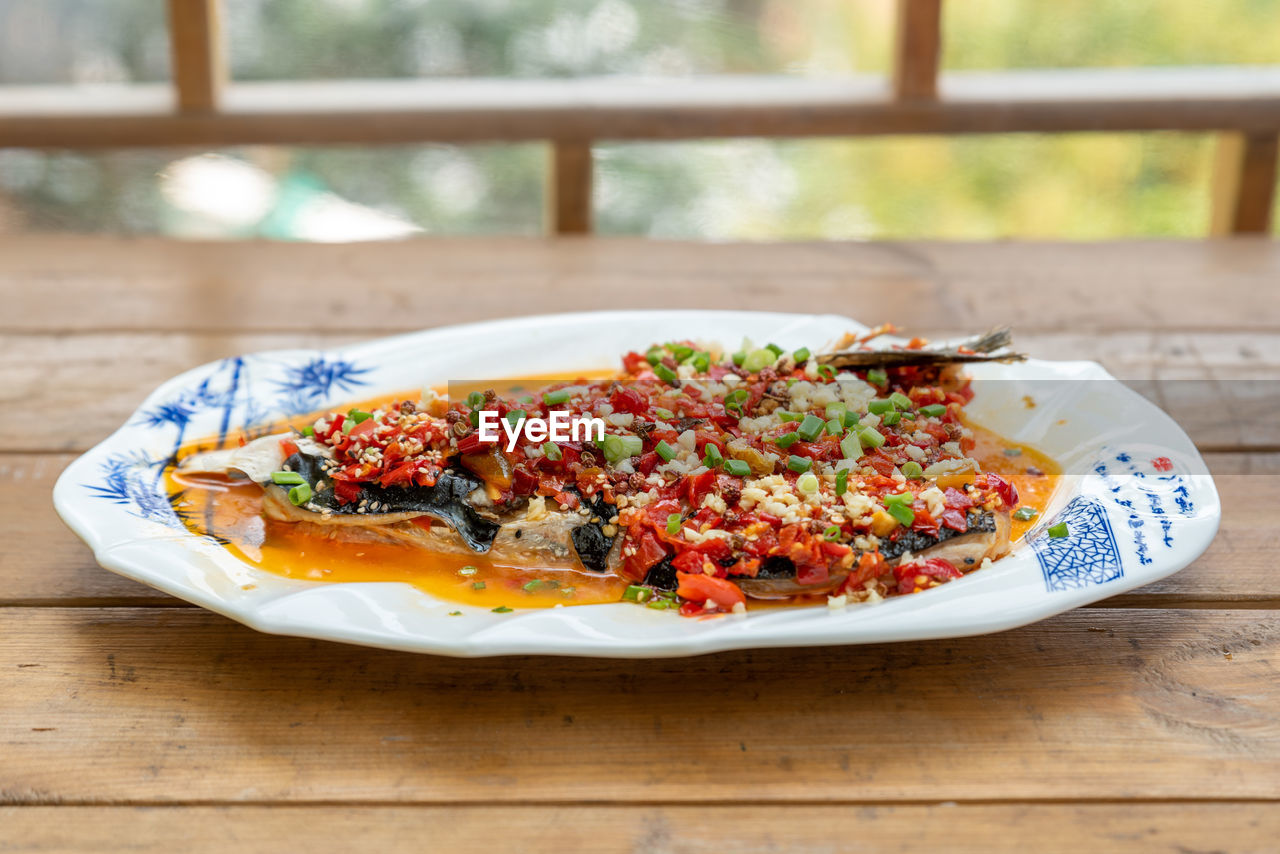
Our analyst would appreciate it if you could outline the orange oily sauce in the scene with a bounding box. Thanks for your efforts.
[169,394,1061,611]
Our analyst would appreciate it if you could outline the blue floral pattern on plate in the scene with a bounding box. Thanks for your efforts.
[1031,497,1123,592]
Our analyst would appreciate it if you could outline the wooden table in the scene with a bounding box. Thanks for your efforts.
[3,236,1278,852]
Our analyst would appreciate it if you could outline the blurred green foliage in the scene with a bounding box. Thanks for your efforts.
[0,0,1274,239]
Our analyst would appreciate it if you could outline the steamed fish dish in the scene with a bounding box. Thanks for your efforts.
[178,328,1057,616]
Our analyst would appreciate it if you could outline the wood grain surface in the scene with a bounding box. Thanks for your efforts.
[2,237,1276,852]
[2,805,1278,854]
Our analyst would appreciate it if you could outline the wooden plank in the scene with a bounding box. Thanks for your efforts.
[0,455,172,605]
[1,608,1278,803]
[894,0,942,101]
[166,0,224,113]
[8,449,1274,607]
[2,237,1279,335]
[1,804,1277,853]
[1210,132,1279,236]
[549,141,593,235]
[3,330,1279,453]
[4,67,1280,147]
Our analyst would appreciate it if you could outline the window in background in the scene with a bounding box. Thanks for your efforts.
[0,145,546,239]
[0,0,1272,239]
[0,0,169,84]
[944,0,1280,69]
[595,134,1214,240]
[223,0,892,79]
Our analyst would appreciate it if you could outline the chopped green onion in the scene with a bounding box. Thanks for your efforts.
[724,388,750,414]
[491,606,513,613]
[518,395,534,405]
[600,435,624,463]
[825,402,847,419]
[826,418,843,436]
[655,440,677,462]
[522,579,545,592]
[645,347,664,366]
[542,442,563,461]
[473,581,486,590]
[731,350,746,367]
[841,410,859,430]
[857,425,886,449]
[1013,506,1039,521]
[902,461,923,479]
[1048,522,1070,538]
[1003,447,1023,457]
[919,403,947,418]
[300,426,315,438]
[505,409,526,427]
[666,513,683,535]
[824,525,841,541]
[458,566,478,576]
[654,407,676,420]
[271,471,306,486]
[776,410,803,422]
[886,502,915,527]
[797,414,825,441]
[543,389,570,405]
[867,398,894,415]
[835,468,849,496]
[703,444,724,467]
[890,392,914,411]
[816,364,836,380]
[622,584,652,603]
[347,409,371,424]
[884,491,914,505]
[880,411,902,426]
[693,351,711,373]
[796,471,819,493]
[602,434,643,464]
[646,598,675,610]
[775,432,800,449]
[787,455,812,474]
[839,433,861,460]
[288,483,312,506]
[466,391,486,410]
[654,363,680,386]
[742,348,776,374]
[671,344,694,363]
[765,343,784,358]
[867,368,888,388]
[468,410,480,427]
[792,347,811,363]
[723,459,751,478]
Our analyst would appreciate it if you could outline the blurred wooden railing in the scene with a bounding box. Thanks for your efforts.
[0,0,1275,237]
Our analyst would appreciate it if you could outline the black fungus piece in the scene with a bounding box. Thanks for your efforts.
[283,453,500,552]
[569,492,618,573]
[571,524,613,573]
[878,509,996,562]
[752,555,797,579]
[643,556,678,591]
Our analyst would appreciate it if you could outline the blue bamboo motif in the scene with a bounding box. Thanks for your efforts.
[273,355,373,415]
[90,351,373,524]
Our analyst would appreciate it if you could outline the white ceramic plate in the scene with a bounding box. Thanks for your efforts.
[54,311,1220,657]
